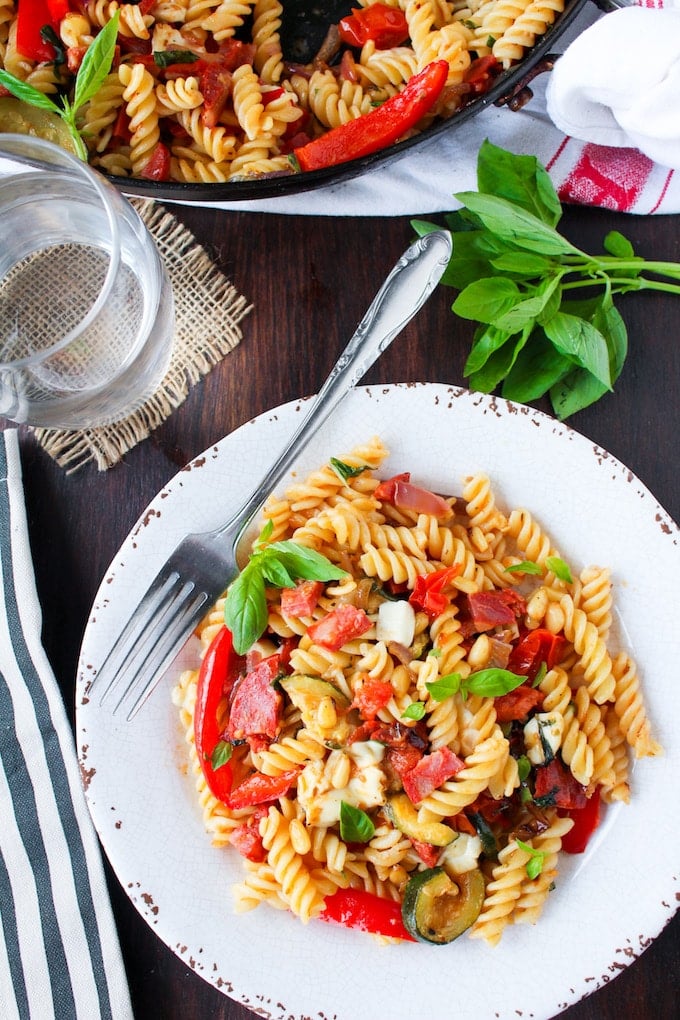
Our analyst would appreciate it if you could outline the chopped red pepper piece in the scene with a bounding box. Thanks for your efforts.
[560,786,602,854]
[280,579,324,618]
[339,5,410,50]
[226,768,299,810]
[320,888,415,941]
[409,565,460,618]
[16,0,61,62]
[294,60,449,172]
[229,807,268,862]
[140,142,171,181]
[194,626,242,804]
[306,603,372,651]
[351,677,394,720]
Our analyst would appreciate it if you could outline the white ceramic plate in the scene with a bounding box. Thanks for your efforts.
[77,383,679,1020]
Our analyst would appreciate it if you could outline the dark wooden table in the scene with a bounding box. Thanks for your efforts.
[11,201,680,1019]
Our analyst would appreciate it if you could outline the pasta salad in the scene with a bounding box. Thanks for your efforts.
[0,0,566,183]
[172,437,661,945]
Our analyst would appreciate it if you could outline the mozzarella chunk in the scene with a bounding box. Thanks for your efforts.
[376,600,416,647]
[297,741,386,827]
[439,833,483,875]
[523,711,565,765]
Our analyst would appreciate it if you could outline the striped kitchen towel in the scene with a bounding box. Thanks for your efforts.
[0,428,133,1020]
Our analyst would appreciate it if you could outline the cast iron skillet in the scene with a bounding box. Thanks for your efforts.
[116,0,589,203]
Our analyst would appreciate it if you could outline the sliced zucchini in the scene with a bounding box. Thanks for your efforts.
[0,98,78,154]
[385,793,455,848]
[402,866,485,944]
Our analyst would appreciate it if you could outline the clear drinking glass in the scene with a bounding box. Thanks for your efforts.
[0,134,174,429]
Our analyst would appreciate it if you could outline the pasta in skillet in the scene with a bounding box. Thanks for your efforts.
[172,438,662,945]
[0,0,566,184]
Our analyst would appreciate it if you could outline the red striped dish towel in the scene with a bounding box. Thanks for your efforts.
[0,428,133,1020]
[201,1,679,217]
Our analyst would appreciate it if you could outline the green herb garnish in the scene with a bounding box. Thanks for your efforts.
[210,739,233,772]
[153,49,199,68]
[412,139,680,419]
[339,801,375,843]
[224,527,347,654]
[515,838,547,879]
[426,667,526,701]
[329,457,369,482]
[0,12,120,161]
[545,555,573,583]
[505,559,543,576]
[401,701,426,721]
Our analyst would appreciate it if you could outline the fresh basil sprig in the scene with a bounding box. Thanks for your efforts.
[0,12,120,161]
[426,667,526,701]
[504,555,572,582]
[515,838,547,879]
[339,801,375,843]
[224,524,347,653]
[412,139,680,419]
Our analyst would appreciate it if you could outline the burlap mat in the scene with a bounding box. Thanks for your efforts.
[32,200,251,473]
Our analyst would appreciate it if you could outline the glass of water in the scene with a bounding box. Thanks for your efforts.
[0,134,174,429]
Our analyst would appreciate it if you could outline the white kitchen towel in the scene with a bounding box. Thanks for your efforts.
[0,427,133,1020]
[183,1,679,217]
[546,4,680,169]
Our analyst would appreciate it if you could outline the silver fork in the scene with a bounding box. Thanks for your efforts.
[91,229,452,720]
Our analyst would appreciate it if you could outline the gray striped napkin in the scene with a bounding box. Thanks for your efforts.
[0,428,133,1020]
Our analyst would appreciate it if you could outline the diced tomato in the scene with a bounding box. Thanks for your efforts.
[111,105,132,144]
[465,589,527,633]
[280,579,324,618]
[306,604,371,651]
[226,768,299,810]
[140,142,171,181]
[560,786,602,854]
[351,677,394,720]
[374,472,452,519]
[339,4,410,50]
[229,808,268,862]
[409,565,460,618]
[401,746,464,805]
[533,757,587,811]
[410,838,441,868]
[507,628,565,682]
[320,888,415,941]
[464,54,500,94]
[199,64,233,128]
[226,653,284,744]
[493,682,544,722]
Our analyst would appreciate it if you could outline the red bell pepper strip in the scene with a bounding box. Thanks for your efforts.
[194,625,241,804]
[47,0,71,19]
[339,5,409,50]
[226,768,299,810]
[320,888,415,941]
[294,60,449,172]
[16,0,61,62]
[560,786,602,854]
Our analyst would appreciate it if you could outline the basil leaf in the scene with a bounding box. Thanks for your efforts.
[73,12,120,111]
[425,674,462,701]
[266,541,347,582]
[505,560,542,575]
[464,668,526,698]
[493,277,562,334]
[543,312,612,390]
[259,555,297,589]
[516,754,531,782]
[339,801,375,843]
[255,519,275,545]
[477,140,562,227]
[453,277,522,324]
[467,327,531,393]
[0,71,60,113]
[454,192,581,257]
[515,838,546,879]
[545,556,573,583]
[603,230,635,261]
[153,49,199,68]
[330,457,368,481]
[224,564,269,654]
[464,322,516,375]
[490,251,555,277]
[401,701,426,720]
[211,740,233,771]
[501,330,572,403]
